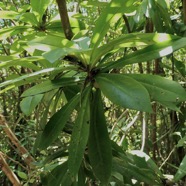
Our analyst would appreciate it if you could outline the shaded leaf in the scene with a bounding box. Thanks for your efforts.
[68,87,91,177]
[88,89,112,185]
[174,155,186,182]
[20,94,43,116]
[38,93,80,149]
[43,161,72,186]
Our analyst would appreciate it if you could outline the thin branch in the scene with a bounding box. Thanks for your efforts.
[56,0,73,40]
[0,152,21,186]
[159,146,176,169]
[0,115,35,169]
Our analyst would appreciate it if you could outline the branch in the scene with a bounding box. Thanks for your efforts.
[0,115,35,168]
[0,152,21,186]
[56,0,73,40]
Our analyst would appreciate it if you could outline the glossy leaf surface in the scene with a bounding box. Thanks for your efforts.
[95,73,152,112]
[101,38,186,71]
[125,74,186,110]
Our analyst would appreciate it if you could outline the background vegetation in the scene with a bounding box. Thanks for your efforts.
[0,0,186,185]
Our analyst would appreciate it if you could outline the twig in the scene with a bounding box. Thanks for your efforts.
[0,152,21,186]
[159,146,176,169]
[0,114,35,169]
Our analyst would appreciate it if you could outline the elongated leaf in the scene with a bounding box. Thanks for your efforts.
[0,10,20,19]
[68,87,91,177]
[101,37,186,71]
[22,76,83,97]
[31,0,53,22]
[20,94,43,116]
[43,47,89,63]
[38,93,80,149]
[95,73,152,112]
[88,89,112,185]
[0,67,61,88]
[0,26,31,40]
[174,155,186,182]
[0,56,43,70]
[92,33,179,66]
[43,161,72,186]
[0,66,78,92]
[28,35,77,52]
[90,0,135,49]
[124,74,186,109]
[19,12,39,26]
[90,0,136,66]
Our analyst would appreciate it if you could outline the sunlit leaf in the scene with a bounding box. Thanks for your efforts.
[0,10,20,19]
[101,37,186,71]
[21,76,83,97]
[95,73,152,112]
[31,0,53,22]
[92,33,179,66]
[0,26,31,40]
[125,74,186,110]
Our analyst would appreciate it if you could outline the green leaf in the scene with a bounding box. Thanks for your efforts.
[88,89,112,185]
[19,12,39,26]
[0,56,43,70]
[90,0,136,67]
[43,48,89,63]
[174,155,186,182]
[0,26,31,40]
[95,73,152,112]
[17,171,28,180]
[0,67,66,91]
[68,87,91,177]
[90,0,135,48]
[176,136,186,148]
[0,10,20,19]
[21,76,83,97]
[30,0,53,22]
[20,94,43,116]
[92,33,179,67]
[125,74,186,110]
[44,161,72,186]
[174,58,186,77]
[101,37,186,71]
[38,93,80,149]
[28,35,77,52]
